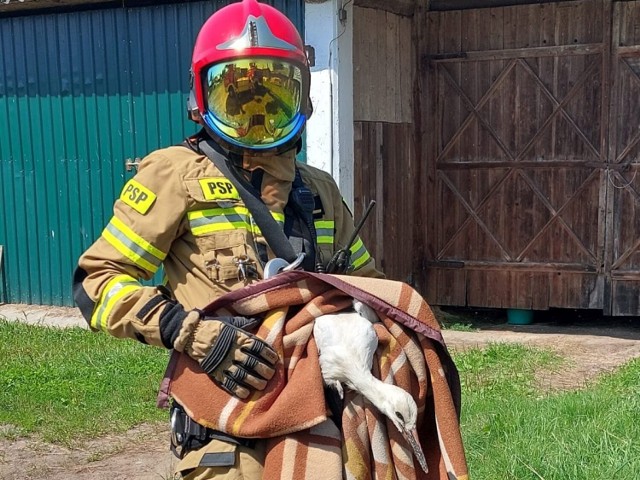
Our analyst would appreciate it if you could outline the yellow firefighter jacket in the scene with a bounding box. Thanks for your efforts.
[73,143,382,346]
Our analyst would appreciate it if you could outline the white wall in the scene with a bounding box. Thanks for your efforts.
[304,0,355,209]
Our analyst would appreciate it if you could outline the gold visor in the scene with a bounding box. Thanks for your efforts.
[204,58,304,149]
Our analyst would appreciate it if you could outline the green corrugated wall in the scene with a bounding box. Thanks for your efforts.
[0,0,304,306]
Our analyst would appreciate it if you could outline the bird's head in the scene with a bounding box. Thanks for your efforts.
[380,385,429,473]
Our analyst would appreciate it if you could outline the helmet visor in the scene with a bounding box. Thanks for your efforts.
[203,58,304,149]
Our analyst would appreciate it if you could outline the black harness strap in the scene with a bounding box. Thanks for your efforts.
[289,169,323,272]
[195,137,299,264]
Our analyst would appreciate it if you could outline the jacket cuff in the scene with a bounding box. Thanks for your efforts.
[158,300,190,349]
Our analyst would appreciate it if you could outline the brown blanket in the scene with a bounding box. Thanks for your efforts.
[165,272,468,480]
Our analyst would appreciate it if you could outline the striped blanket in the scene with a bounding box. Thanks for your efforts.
[165,272,468,480]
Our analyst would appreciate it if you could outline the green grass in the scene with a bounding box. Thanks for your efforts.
[455,343,640,479]
[2,320,639,478]
[0,319,169,446]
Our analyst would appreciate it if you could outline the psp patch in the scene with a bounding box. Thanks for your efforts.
[199,178,240,201]
[120,179,157,215]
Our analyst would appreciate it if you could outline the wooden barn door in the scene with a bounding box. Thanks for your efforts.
[419,0,611,311]
[607,2,640,315]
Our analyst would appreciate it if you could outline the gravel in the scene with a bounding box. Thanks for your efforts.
[0,303,87,329]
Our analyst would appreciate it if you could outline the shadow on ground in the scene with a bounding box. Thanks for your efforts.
[435,306,640,340]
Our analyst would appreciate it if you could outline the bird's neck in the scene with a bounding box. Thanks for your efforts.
[349,370,392,410]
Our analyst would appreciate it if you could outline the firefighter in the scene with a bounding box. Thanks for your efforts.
[72,0,382,478]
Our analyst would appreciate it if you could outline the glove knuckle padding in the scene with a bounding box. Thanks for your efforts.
[221,375,250,399]
[229,364,268,389]
[242,337,278,364]
[241,353,259,371]
[226,364,248,384]
[232,349,275,382]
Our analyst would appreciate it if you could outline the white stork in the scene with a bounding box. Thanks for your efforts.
[313,300,429,473]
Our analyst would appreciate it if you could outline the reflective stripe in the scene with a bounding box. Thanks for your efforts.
[91,274,141,332]
[102,217,167,274]
[314,220,334,245]
[188,206,284,237]
[349,236,371,270]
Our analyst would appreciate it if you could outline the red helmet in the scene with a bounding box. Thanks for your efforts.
[191,0,312,154]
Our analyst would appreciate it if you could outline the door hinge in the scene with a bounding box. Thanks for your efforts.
[125,157,142,172]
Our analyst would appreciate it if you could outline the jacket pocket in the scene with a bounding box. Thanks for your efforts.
[200,230,253,283]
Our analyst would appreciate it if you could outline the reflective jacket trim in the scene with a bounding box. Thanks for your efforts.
[349,236,372,270]
[102,217,167,274]
[314,220,334,245]
[187,206,285,237]
[91,274,141,332]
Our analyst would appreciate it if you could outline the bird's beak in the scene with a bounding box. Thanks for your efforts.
[400,426,429,473]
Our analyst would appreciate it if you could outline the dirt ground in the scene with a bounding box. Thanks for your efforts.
[1,305,640,480]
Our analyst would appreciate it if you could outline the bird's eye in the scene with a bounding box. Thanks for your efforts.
[395,412,405,422]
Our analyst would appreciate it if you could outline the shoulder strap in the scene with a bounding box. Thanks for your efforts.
[289,169,322,272]
[196,138,299,264]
